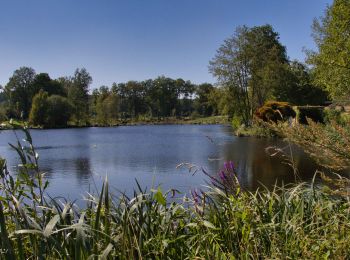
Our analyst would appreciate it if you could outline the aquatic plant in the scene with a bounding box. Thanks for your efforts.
[0,127,349,259]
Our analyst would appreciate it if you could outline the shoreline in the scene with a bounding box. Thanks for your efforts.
[0,116,230,130]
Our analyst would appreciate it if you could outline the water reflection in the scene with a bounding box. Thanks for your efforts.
[219,137,318,190]
[0,125,320,200]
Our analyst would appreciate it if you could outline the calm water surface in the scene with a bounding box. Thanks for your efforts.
[0,125,319,201]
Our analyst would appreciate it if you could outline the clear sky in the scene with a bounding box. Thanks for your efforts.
[0,0,332,89]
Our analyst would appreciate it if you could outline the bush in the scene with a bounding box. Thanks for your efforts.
[255,101,296,123]
[231,114,243,129]
[296,106,324,124]
[323,108,342,124]
[46,95,73,127]
[0,105,8,122]
[29,90,49,126]
[29,92,72,128]
[273,119,350,171]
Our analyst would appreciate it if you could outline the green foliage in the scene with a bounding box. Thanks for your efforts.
[231,114,243,129]
[235,120,277,137]
[255,101,296,122]
[67,68,92,125]
[0,105,8,122]
[4,66,36,118]
[209,24,289,125]
[274,119,350,171]
[193,83,216,116]
[296,106,324,124]
[31,73,65,97]
[29,90,49,126]
[307,0,350,99]
[29,92,72,128]
[95,86,119,125]
[274,61,329,105]
[46,95,73,128]
[323,108,343,124]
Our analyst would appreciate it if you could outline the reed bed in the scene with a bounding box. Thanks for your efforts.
[0,128,349,259]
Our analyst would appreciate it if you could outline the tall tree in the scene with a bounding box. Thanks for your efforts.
[29,89,49,126]
[274,61,329,105]
[307,0,350,100]
[194,83,215,116]
[67,68,92,125]
[209,25,288,125]
[31,73,65,97]
[5,67,36,118]
[95,86,119,125]
[245,25,288,110]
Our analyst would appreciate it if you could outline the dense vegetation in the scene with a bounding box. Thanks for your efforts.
[3,1,347,128]
[0,68,228,127]
[0,1,350,258]
[0,1,349,129]
[0,126,349,259]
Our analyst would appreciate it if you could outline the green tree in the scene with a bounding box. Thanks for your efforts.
[46,95,73,127]
[245,25,288,110]
[29,90,49,126]
[209,25,288,125]
[5,67,36,118]
[274,61,329,105]
[31,73,65,97]
[95,86,119,125]
[307,0,350,99]
[67,68,92,125]
[194,83,215,116]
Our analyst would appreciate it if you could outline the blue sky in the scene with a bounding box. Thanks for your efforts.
[0,0,332,89]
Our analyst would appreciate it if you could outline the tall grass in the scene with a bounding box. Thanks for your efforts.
[0,127,349,259]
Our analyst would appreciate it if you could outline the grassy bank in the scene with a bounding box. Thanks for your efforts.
[92,115,229,127]
[0,116,229,130]
[234,121,278,138]
[0,128,349,259]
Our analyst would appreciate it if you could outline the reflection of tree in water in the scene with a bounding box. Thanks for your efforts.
[74,157,92,182]
[219,138,318,191]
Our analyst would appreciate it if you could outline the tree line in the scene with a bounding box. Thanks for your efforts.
[1,0,347,128]
[0,68,226,127]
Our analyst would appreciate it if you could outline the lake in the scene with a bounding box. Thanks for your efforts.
[0,125,319,201]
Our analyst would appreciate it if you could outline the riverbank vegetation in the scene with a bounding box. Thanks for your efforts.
[0,0,349,258]
[0,127,349,259]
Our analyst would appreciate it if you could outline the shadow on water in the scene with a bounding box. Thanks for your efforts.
[0,125,322,200]
[217,135,320,190]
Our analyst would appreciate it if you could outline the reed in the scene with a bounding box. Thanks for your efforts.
[0,127,349,259]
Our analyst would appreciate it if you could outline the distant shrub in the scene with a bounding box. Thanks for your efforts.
[255,101,296,123]
[0,105,8,122]
[46,95,73,127]
[29,92,72,128]
[297,106,324,124]
[29,90,49,126]
[190,110,201,119]
[323,108,350,125]
[324,108,342,124]
[235,120,277,137]
[231,115,243,129]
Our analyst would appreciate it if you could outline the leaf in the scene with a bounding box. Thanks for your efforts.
[202,220,216,229]
[154,187,166,206]
[43,215,60,237]
[100,243,113,259]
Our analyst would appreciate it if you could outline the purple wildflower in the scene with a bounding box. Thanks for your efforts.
[191,189,199,204]
[219,171,227,181]
[229,161,234,171]
[224,162,229,171]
